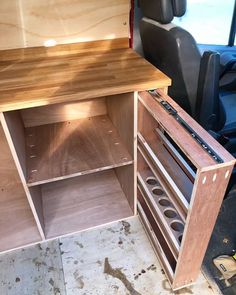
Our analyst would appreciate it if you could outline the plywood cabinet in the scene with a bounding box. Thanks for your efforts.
[1,92,137,242]
[0,39,234,290]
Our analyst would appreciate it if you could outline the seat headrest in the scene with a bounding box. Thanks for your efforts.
[139,0,186,24]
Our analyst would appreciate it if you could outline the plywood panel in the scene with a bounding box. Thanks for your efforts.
[107,93,135,156]
[3,111,27,178]
[1,112,45,238]
[107,92,137,213]
[0,124,41,252]
[26,115,133,186]
[0,0,130,50]
[42,170,133,238]
[21,97,107,127]
[138,102,193,204]
[0,1,24,50]
[23,0,129,47]
[172,166,233,289]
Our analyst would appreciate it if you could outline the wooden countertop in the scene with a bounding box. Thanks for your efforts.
[0,38,171,112]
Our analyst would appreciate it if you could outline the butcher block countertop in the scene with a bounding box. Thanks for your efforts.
[0,38,171,112]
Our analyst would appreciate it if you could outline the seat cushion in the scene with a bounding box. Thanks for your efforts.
[220,91,236,133]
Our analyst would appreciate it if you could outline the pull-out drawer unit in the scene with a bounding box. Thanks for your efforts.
[137,90,235,290]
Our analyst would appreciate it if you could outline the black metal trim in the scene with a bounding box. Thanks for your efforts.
[148,90,224,164]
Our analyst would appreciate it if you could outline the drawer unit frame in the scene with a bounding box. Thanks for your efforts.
[137,90,235,290]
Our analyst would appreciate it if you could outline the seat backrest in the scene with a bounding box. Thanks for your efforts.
[139,0,201,116]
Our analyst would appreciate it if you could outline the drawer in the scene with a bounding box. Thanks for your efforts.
[137,89,235,290]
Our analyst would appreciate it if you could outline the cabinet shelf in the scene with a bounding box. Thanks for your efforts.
[26,115,133,186]
[41,169,133,239]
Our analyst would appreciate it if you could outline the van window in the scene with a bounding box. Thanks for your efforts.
[173,0,235,45]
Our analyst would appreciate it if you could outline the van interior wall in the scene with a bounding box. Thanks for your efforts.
[0,0,130,50]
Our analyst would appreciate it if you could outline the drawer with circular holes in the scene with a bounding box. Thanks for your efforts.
[137,89,235,291]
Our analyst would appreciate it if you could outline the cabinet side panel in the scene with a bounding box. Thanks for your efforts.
[0,112,45,239]
[3,111,27,178]
[0,123,41,252]
[172,166,233,290]
[107,92,137,213]
[115,165,135,212]
[107,92,136,157]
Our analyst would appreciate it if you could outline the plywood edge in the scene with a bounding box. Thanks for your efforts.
[27,162,134,187]
[137,202,174,284]
[173,166,233,289]
[107,92,137,213]
[0,38,130,62]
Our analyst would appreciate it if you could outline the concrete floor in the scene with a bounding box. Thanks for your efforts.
[0,216,217,295]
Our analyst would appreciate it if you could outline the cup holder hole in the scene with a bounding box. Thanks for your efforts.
[146,177,158,186]
[171,221,184,232]
[158,198,171,207]
[164,209,177,219]
[152,187,164,196]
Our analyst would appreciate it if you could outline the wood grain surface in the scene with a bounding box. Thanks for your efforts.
[0,40,171,112]
[138,102,193,204]
[0,0,130,50]
[172,166,234,289]
[107,92,137,212]
[26,115,133,186]
[0,124,41,252]
[21,97,107,127]
[42,170,133,238]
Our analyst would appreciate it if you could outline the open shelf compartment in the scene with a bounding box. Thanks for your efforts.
[39,169,133,239]
[25,114,132,186]
[0,91,136,246]
[2,93,135,186]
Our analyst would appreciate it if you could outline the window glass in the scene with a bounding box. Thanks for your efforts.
[173,0,235,45]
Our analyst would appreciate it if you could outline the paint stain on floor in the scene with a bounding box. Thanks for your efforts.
[104,257,142,295]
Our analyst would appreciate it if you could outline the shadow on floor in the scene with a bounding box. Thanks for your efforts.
[203,190,236,295]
